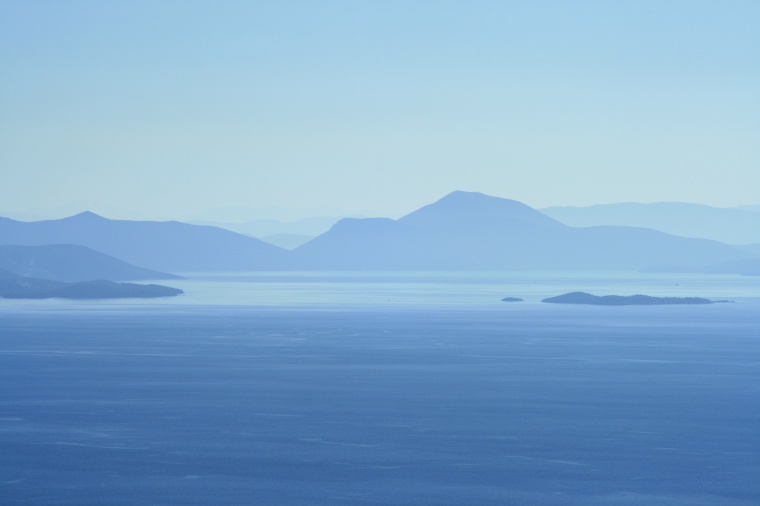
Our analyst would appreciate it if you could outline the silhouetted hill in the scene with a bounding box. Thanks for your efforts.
[0,212,287,272]
[0,277,183,299]
[542,292,716,305]
[400,191,563,230]
[4,195,754,274]
[292,192,750,271]
[0,244,179,282]
[542,202,760,245]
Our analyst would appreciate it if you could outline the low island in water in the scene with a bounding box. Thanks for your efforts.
[0,277,183,299]
[542,291,725,306]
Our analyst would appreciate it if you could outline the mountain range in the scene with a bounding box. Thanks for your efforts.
[542,202,760,245]
[290,192,754,272]
[1,192,757,275]
[0,244,178,282]
[0,212,286,273]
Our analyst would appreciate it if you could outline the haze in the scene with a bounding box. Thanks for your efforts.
[1,0,758,220]
[3,4,760,503]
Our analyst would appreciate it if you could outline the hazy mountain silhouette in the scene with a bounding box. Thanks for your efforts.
[400,191,563,229]
[542,202,760,245]
[4,194,755,274]
[0,244,179,282]
[292,191,752,271]
[0,212,287,272]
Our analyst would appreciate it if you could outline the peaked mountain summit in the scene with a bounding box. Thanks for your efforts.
[3,193,755,274]
[399,191,563,229]
[292,191,753,271]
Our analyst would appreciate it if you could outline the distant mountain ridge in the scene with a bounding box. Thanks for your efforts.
[541,202,760,245]
[292,191,753,272]
[0,244,178,282]
[0,212,288,273]
[2,192,757,274]
[399,191,563,229]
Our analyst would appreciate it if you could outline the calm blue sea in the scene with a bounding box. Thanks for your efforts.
[1,273,759,505]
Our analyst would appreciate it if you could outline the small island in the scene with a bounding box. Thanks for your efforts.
[541,291,718,306]
[501,297,524,302]
[0,277,184,300]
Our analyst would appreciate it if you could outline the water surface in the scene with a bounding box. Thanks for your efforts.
[1,273,758,505]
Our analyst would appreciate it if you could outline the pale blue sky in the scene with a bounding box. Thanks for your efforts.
[1,0,758,220]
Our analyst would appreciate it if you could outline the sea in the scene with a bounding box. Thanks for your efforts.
[1,272,758,505]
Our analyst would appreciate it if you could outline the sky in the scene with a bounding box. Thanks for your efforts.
[1,0,758,221]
